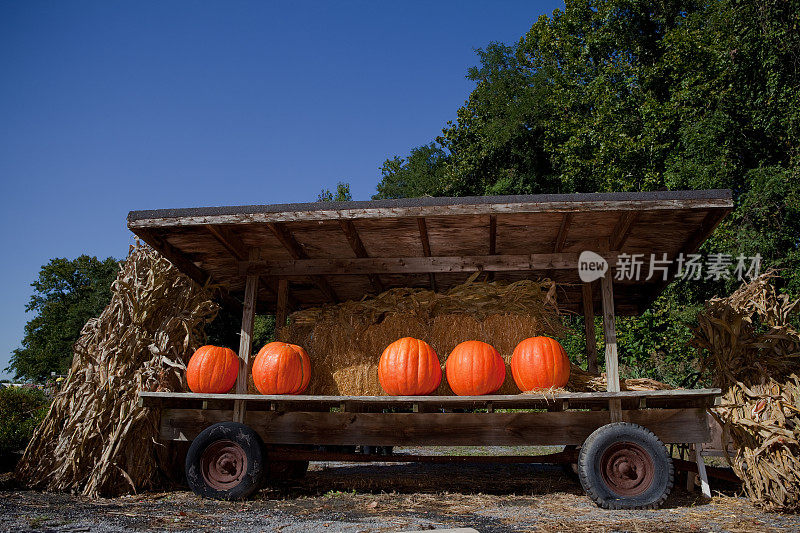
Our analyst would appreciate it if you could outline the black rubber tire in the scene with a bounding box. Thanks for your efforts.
[578,422,674,510]
[185,422,265,500]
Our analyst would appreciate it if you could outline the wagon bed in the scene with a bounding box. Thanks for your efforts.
[131,190,733,506]
[141,389,718,447]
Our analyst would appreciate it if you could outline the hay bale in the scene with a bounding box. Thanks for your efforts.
[15,244,219,497]
[692,272,800,512]
[283,279,567,396]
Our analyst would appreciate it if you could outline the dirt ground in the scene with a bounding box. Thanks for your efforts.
[2,453,799,533]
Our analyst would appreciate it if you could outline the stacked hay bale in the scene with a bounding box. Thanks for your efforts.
[691,272,800,511]
[15,244,219,497]
[279,279,570,395]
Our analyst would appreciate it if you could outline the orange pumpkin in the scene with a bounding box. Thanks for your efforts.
[186,345,239,394]
[252,342,311,395]
[510,336,571,391]
[445,340,506,396]
[378,337,441,396]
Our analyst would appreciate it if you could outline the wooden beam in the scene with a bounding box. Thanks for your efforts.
[160,408,710,446]
[204,224,248,261]
[275,278,289,340]
[545,213,573,282]
[554,213,573,253]
[134,228,210,286]
[243,253,616,277]
[609,212,637,251]
[639,209,729,312]
[266,222,338,303]
[582,282,598,374]
[489,215,497,255]
[134,228,243,312]
[338,220,384,293]
[205,224,278,304]
[128,191,734,228]
[416,217,437,292]
[140,388,721,411]
[487,215,497,281]
[233,248,259,423]
[601,273,622,421]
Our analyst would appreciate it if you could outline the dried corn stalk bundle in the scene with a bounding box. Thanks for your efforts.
[280,279,567,395]
[692,272,800,511]
[15,244,219,497]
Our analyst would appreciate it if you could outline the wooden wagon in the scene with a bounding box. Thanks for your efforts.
[130,189,732,509]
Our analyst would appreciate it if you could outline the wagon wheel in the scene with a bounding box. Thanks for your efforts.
[578,422,674,510]
[185,422,265,500]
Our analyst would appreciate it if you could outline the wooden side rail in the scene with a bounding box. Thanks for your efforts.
[158,408,710,446]
[139,389,721,412]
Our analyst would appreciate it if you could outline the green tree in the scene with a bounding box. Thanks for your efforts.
[8,256,119,382]
[318,181,353,202]
[438,42,556,196]
[373,143,449,199]
[0,386,49,463]
[371,0,800,383]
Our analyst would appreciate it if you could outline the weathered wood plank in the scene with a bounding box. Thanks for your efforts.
[266,222,338,302]
[338,220,383,293]
[233,249,259,423]
[601,273,622,421]
[159,408,710,445]
[639,209,729,312]
[417,217,437,291]
[129,191,734,228]
[487,215,497,281]
[133,228,210,286]
[243,253,619,277]
[140,389,720,411]
[275,278,289,334]
[205,224,248,261]
[610,212,638,251]
[582,282,598,374]
[554,213,573,253]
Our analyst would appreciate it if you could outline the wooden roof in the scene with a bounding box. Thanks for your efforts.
[127,189,733,316]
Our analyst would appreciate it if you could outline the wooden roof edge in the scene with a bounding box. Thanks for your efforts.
[127,189,734,228]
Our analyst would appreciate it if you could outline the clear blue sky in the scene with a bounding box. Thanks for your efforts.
[0,0,563,380]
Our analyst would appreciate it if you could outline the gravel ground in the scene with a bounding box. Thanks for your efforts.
[2,455,798,533]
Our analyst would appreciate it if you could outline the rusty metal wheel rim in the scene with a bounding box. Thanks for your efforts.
[200,439,247,490]
[600,441,655,496]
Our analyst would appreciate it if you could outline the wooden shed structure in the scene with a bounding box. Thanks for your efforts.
[131,189,733,505]
[129,189,732,387]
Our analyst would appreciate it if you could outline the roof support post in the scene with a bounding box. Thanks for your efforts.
[233,248,260,423]
[582,282,598,374]
[600,272,622,421]
[275,278,289,341]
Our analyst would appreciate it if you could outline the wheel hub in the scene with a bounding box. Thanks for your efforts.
[200,440,247,490]
[600,441,655,496]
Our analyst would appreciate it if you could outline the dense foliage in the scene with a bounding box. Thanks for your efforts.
[9,256,119,382]
[373,0,800,384]
[0,386,49,462]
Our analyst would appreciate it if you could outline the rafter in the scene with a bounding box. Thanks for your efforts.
[338,220,384,293]
[609,212,637,251]
[416,217,437,292]
[266,222,338,303]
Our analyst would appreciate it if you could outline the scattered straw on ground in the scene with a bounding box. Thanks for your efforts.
[15,244,219,497]
[692,271,800,512]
